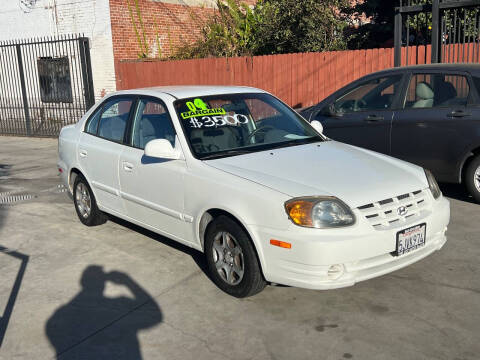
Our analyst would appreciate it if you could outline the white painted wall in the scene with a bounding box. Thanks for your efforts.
[0,0,116,100]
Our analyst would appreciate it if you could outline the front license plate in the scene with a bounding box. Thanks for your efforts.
[394,223,426,257]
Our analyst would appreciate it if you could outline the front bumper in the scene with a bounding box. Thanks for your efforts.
[249,195,450,290]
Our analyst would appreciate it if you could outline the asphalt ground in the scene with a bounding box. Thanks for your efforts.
[0,136,479,360]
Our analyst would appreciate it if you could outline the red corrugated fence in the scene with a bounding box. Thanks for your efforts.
[115,44,479,108]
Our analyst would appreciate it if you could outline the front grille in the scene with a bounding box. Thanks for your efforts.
[356,189,429,230]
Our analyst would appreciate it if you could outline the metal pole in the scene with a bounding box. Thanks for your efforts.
[431,0,440,63]
[394,7,402,67]
[15,44,31,135]
[78,37,95,110]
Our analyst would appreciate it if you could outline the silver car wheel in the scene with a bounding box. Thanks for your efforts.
[75,183,91,219]
[475,165,480,192]
[212,231,245,285]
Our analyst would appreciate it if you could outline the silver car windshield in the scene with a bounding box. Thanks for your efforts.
[174,93,323,159]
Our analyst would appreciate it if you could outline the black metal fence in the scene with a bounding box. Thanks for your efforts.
[394,0,480,66]
[0,35,94,137]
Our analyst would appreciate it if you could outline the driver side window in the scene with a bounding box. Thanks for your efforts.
[131,99,176,150]
[332,75,403,114]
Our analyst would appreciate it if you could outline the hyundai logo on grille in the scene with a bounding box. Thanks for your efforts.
[397,206,408,216]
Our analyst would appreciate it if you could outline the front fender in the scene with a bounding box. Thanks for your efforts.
[184,164,291,274]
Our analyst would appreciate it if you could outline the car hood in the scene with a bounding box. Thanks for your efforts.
[204,141,428,208]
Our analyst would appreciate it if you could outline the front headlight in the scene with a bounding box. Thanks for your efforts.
[424,169,441,199]
[285,196,355,228]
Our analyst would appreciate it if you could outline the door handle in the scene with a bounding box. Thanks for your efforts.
[79,150,88,158]
[123,162,134,172]
[448,110,470,118]
[364,115,384,122]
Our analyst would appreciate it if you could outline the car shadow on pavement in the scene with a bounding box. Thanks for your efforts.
[108,215,292,289]
[439,183,477,204]
[108,215,210,277]
[45,265,162,359]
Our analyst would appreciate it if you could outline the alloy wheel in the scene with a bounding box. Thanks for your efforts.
[75,182,91,219]
[475,165,480,192]
[212,231,245,285]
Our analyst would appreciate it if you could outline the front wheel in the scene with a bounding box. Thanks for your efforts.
[73,174,106,226]
[465,155,480,203]
[205,216,266,298]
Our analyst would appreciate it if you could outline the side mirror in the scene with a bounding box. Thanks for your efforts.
[310,120,324,134]
[144,139,181,160]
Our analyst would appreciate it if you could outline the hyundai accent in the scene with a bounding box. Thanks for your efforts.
[57,86,450,297]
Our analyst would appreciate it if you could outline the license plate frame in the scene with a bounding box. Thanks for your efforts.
[393,223,427,257]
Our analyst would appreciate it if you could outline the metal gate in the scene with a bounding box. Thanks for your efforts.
[0,35,94,137]
[394,0,480,66]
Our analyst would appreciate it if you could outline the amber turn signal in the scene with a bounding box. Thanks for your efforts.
[285,200,314,226]
[270,239,292,249]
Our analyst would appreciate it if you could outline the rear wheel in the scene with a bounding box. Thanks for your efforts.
[73,174,106,226]
[465,155,480,203]
[205,215,266,298]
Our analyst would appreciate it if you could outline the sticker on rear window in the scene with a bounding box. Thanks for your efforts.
[180,98,226,119]
[187,114,250,128]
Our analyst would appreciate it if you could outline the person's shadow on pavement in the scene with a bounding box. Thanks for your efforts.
[45,265,162,359]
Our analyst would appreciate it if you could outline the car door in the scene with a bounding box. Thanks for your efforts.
[118,96,188,242]
[78,96,134,213]
[391,71,473,182]
[311,74,405,154]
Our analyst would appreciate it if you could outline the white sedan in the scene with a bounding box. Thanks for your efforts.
[58,86,450,297]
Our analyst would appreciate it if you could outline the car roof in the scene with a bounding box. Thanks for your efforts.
[370,63,480,77]
[113,85,265,99]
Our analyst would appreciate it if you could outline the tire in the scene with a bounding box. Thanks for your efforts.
[465,155,480,203]
[204,215,266,298]
[73,174,107,226]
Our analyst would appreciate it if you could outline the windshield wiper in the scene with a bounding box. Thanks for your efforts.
[268,136,322,150]
[200,137,323,160]
[200,149,255,160]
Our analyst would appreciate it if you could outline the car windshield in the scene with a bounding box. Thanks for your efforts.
[174,93,323,159]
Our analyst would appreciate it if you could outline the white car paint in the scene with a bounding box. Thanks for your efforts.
[58,86,450,290]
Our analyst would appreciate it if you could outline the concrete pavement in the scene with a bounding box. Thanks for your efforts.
[0,136,479,360]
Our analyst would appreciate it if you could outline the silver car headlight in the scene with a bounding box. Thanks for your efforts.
[285,196,355,228]
[425,169,441,200]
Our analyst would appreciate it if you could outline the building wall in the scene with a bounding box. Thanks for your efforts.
[0,0,116,100]
[109,0,257,62]
[110,0,212,62]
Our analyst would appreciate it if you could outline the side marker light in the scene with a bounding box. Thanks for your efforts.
[270,239,291,249]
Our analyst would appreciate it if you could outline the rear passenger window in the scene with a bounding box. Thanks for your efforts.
[131,99,175,149]
[97,98,133,143]
[85,108,101,135]
[404,74,470,109]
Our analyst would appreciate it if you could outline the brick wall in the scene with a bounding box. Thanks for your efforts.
[109,0,257,61]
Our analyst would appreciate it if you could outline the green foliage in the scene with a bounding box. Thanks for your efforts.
[253,0,350,54]
[441,8,480,39]
[127,0,149,58]
[344,0,395,49]
[154,18,163,59]
[346,0,480,49]
[172,0,350,59]
[173,0,259,59]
